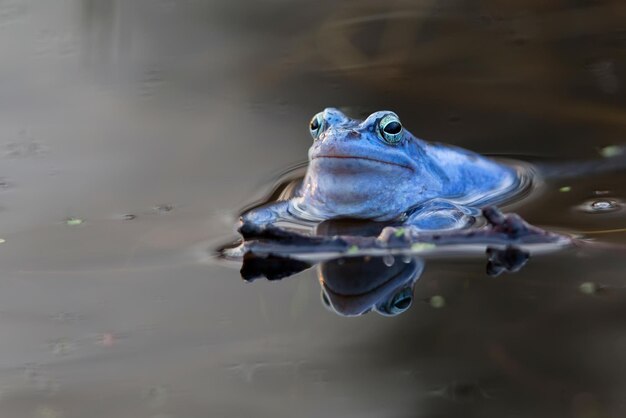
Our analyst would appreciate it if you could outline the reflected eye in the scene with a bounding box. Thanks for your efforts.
[378,113,403,144]
[380,287,413,315]
[309,112,325,139]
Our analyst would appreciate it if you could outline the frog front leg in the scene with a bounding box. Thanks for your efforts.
[238,200,293,238]
[403,199,478,231]
[376,200,476,243]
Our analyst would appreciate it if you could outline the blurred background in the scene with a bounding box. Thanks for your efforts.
[0,0,625,417]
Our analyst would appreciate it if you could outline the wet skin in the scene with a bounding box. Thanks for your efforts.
[242,108,520,230]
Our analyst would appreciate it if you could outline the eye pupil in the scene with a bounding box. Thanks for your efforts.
[384,121,401,135]
[381,287,413,315]
[310,118,320,131]
[309,113,325,140]
[378,114,403,144]
[393,295,411,310]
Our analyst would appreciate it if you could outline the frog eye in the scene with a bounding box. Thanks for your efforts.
[309,112,325,140]
[378,113,403,144]
[379,287,413,316]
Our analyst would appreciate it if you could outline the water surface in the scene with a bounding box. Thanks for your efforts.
[0,1,625,417]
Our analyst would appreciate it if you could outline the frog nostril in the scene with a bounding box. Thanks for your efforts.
[347,130,360,139]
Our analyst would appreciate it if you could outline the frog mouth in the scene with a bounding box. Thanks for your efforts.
[312,155,414,172]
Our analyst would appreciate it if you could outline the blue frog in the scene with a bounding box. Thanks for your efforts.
[241,108,522,231]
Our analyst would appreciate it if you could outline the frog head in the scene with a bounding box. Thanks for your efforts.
[300,108,440,221]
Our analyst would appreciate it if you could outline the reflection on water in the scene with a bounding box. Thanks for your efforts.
[235,222,550,317]
[320,256,423,317]
[276,255,424,317]
[0,0,625,417]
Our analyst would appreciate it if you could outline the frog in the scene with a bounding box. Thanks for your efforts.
[226,108,624,317]
[240,108,522,232]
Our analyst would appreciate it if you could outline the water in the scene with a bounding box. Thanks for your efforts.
[0,1,625,417]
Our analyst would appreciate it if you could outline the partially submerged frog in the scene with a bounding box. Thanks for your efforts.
[241,108,522,231]
[223,108,625,316]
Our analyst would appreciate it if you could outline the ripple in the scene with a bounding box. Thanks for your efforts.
[576,198,623,214]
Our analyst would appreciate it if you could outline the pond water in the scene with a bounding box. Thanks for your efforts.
[0,1,625,417]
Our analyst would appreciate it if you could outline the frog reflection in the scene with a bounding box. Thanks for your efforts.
[319,255,424,317]
[308,218,425,316]
[240,243,530,317]
[234,207,543,316]
[240,252,424,317]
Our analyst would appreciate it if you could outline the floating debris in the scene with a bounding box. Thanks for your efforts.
[430,295,446,308]
[99,333,116,347]
[0,238,5,244]
[599,145,623,158]
[347,245,359,254]
[122,214,136,221]
[579,282,597,295]
[559,186,571,193]
[65,217,84,226]
[155,204,174,214]
[0,178,12,190]
[50,337,75,356]
[411,242,437,252]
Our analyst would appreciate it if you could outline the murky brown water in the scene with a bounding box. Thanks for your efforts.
[0,0,625,417]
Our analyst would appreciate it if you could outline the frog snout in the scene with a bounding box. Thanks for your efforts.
[324,129,360,141]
